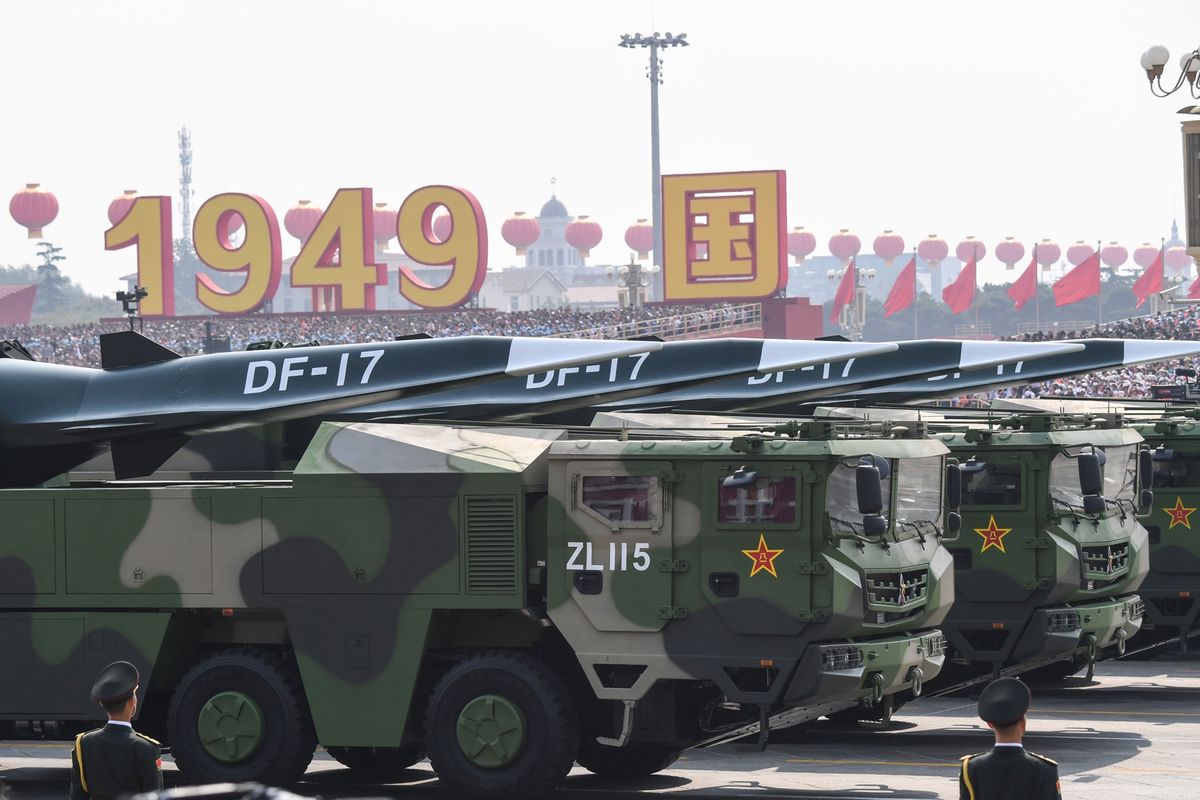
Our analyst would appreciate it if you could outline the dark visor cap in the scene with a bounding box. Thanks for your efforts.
[978,676,1031,725]
[91,661,139,704]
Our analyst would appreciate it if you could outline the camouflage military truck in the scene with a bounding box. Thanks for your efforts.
[929,412,1149,684]
[1128,410,1200,651]
[0,418,952,799]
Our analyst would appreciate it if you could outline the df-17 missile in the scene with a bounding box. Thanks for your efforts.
[828,338,1200,404]
[344,337,898,423]
[0,330,661,486]
[591,339,1085,415]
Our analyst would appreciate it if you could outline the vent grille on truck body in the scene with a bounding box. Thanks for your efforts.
[465,496,519,595]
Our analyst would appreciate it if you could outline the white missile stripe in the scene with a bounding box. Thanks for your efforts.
[504,337,662,377]
[756,339,895,373]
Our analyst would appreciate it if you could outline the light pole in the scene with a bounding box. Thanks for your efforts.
[1138,44,1200,98]
[619,31,689,301]
[609,255,660,308]
[826,266,876,340]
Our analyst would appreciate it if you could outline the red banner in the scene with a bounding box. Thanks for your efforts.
[1052,252,1101,307]
[884,256,916,318]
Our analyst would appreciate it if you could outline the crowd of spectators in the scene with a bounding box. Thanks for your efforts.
[0,304,757,368]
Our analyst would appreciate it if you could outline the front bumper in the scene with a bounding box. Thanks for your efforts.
[783,629,947,708]
[1071,594,1144,655]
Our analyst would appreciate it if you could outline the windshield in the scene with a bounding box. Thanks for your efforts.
[894,456,943,541]
[1050,449,1086,511]
[827,459,893,539]
[1104,444,1137,504]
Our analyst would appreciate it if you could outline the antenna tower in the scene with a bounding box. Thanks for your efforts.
[178,126,194,244]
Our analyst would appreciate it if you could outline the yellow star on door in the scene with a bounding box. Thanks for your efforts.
[1164,497,1197,530]
[742,534,784,578]
[975,515,1012,554]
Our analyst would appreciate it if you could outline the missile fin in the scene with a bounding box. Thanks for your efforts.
[100,331,182,370]
[111,434,190,480]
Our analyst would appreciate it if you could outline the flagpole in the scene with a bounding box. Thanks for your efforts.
[1033,243,1041,332]
[1096,239,1103,328]
[1158,237,1166,314]
[913,249,919,340]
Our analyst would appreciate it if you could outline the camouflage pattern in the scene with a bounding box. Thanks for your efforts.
[930,415,1148,678]
[0,415,953,787]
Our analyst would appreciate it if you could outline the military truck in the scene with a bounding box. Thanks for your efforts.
[0,418,952,799]
[1127,410,1200,651]
[927,412,1149,684]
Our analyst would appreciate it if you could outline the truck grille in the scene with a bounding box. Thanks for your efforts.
[865,569,928,622]
[1128,599,1145,620]
[1081,543,1130,588]
[924,633,948,658]
[822,645,865,672]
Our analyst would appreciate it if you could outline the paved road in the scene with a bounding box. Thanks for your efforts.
[2,655,1197,799]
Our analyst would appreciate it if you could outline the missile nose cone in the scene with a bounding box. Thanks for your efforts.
[957,340,1085,371]
[504,337,662,376]
[756,339,897,373]
[1118,338,1200,366]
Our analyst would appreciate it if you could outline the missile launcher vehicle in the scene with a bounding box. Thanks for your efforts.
[0,415,955,799]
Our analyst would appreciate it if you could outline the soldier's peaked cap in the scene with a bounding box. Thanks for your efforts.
[978,677,1030,725]
[91,661,139,704]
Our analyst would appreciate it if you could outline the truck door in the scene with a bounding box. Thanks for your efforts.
[698,462,809,636]
[956,453,1039,602]
[562,460,674,632]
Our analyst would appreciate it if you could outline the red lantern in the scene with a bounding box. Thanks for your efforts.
[1066,240,1094,266]
[994,237,1025,270]
[1166,246,1194,274]
[107,189,138,226]
[1100,242,1128,271]
[872,230,905,267]
[373,202,397,250]
[956,236,986,264]
[433,213,453,243]
[501,211,540,256]
[624,218,653,260]
[1035,239,1061,270]
[284,200,323,242]
[1133,243,1160,269]
[828,229,861,262]
[10,183,58,239]
[918,234,948,266]
[787,226,816,264]
[566,215,603,258]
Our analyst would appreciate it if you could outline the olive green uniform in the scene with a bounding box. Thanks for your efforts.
[959,746,1061,800]
[69,722,163,800]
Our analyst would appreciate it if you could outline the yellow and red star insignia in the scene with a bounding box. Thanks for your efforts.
[742,534,784,578]
[1164,497,1197,530]
[975,514,1012,554]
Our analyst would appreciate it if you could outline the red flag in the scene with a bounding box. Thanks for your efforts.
[1007,255,1038,310]
[1052,252,1101,307]
[1189,276,1200,300]
[942,256,976,314]
[830,258,856,322]
[884,256,917,318]
[1132,248,1164,308]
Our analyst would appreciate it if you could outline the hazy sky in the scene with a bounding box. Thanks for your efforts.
[0,0,1194,296]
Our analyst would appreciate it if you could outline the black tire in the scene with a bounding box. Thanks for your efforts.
[167,647,316,785]
[325,745,426,778]
[425,651,578,800]
[827,695,904,724]
[576,742,679,778]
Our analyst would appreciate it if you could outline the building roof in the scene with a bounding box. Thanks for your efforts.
[540,195,568,219]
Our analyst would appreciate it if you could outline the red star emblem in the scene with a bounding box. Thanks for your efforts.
[742,534,784,578]
[1164,497,1197,530]
[974,514,1012,554]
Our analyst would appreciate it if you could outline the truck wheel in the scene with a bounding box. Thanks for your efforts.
[425,652,578,800]
[167,648,316,785]
[576,742,679,778]
[325,745,426,778]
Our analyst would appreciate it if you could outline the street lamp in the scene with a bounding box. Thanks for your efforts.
[826,266,876,340]
[1139,44,1200,98]
[611,255,659,308]
[618,31,689,301]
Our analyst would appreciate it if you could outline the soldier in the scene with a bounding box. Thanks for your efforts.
[69,661,164,800]
[959,677,1061,800]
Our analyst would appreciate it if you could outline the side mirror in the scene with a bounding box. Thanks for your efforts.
[945,511,962,541]
[1083,494,1107,515]
[1138,449,1153,493]
[856,464,883,515]
[863,514,888,538]
[722,467,759,489]
[946,464,962,511]
[1140,488,1154,514]
[1078,453,1103,497]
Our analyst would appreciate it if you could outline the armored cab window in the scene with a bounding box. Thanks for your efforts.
[717,475,797,524]
[827,459,893,538]
[581,475,657,523]
[1102,444,1138,505]
[1153,452,1200,488]
[894,455,943,540]
[961,462,1023,506]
